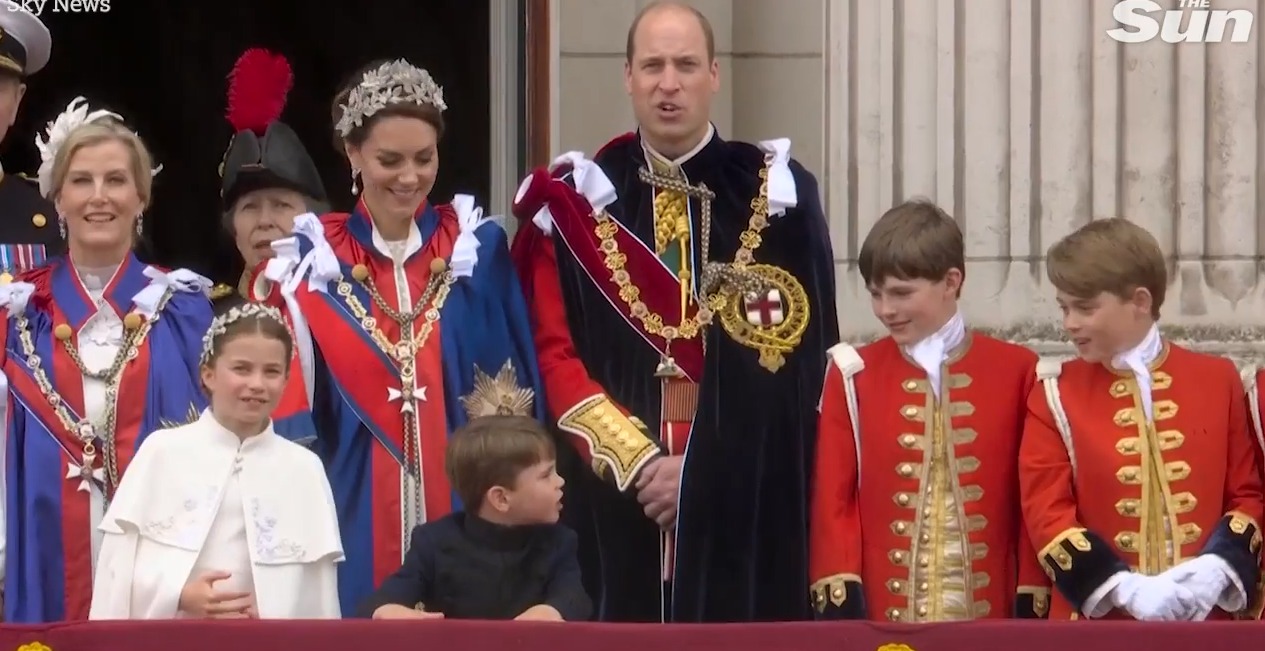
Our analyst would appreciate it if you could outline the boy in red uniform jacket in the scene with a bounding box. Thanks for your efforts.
[809,200,1050,622]
[1020,218,1264,621]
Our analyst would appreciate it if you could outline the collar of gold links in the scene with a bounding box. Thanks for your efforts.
[16,290,171,497]
[337,256,455,362]
[592,164,773,343]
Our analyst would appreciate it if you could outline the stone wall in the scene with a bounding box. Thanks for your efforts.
[551,0,1265,366]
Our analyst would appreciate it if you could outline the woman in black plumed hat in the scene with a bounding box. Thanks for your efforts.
[213,48,328,306]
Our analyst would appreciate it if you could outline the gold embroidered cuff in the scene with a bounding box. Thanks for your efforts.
[1037,527,1128,610]
[1227,510,1263,552]
[810,574,854,608]
[1016,585,1051,618]
[810,573,862,614]
[557,394,662,491]
[1202,510,1264,608]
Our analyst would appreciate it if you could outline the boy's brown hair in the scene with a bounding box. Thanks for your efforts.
[1045,217,1166,320]
[858,199,965,292]
[445,415,556,509]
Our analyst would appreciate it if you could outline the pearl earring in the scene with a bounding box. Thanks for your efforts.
[350,168,360,196]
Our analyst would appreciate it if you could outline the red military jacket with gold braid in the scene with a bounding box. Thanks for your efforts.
[809,333,1051,622]
[1021,342,1265,620]
[1241,367,1265,618]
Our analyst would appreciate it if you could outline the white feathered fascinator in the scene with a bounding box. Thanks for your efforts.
[34,96,164,198]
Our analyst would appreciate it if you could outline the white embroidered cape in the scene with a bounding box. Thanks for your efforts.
[88,411,343,619]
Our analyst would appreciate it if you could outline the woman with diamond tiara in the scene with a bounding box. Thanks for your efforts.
[0,98,213,622]
[248,58,546,615]
[88,300,343,620]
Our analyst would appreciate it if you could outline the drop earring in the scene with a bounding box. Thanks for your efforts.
[57,214,66,239]
[350,167,360,196]
[135,213,144,238]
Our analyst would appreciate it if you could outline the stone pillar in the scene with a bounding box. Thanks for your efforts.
[730,0,827,176]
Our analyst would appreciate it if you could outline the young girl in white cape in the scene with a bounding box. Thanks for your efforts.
[88,300,343,619]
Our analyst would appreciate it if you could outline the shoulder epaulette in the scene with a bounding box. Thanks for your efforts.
[209,283,236,300]
[826,342,864,378]
[1036,357,1065,380]
[1240,363,1257,396]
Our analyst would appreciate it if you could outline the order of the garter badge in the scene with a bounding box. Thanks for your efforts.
[717,263,809,373]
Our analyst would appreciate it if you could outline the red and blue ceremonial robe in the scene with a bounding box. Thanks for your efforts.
[264,198,546,616]
[0,254,212,622]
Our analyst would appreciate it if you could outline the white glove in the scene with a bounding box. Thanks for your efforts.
[1159,554,1240,619]
[1111,572,1200,621]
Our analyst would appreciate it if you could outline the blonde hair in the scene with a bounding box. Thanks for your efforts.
[858,199,965,292]
[48,118,155,207]
[1046,217,1166,319]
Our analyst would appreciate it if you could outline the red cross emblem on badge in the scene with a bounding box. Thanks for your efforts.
[744,290,785,327]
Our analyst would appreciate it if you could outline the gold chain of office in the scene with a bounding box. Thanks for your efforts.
[593,165,773,343]
[337,261,454,491]
[14,289,174,498]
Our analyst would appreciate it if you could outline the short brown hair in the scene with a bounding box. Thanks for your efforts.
[858,199,965,290]
[446,416,555,509]
[626,1,716,63]
[1046,217,1166,319]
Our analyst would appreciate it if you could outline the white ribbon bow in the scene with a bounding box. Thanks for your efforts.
[263,236,302,290]
[0,281,36,315]
[528,152,619,236]
[758,138,799,217]
[282,213,341,294]
[132,267,213,319]
[263,236,317,405]
[387,386,428,413]
[553,151,617,213]
[450,194,490,279]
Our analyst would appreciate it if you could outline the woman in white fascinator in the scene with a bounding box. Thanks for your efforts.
[0,97,215,622]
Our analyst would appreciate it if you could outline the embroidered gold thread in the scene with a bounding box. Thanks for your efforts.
[459,360,535,419]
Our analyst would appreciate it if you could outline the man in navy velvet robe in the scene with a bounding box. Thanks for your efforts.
[511,0,839,623]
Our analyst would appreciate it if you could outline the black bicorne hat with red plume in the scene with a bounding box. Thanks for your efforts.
[219,48,327,209]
